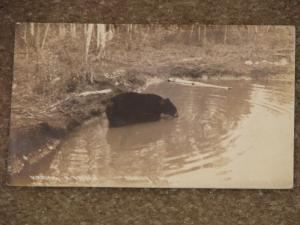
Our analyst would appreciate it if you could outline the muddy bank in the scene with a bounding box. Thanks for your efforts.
[169,59,293,81]
[8,72,154,176]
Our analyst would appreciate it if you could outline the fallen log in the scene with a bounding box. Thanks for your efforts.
[168,78,231,90]
[48,89,113,110]
[76,89,112,97]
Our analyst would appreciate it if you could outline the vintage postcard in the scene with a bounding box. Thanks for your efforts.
[7,23,295,188]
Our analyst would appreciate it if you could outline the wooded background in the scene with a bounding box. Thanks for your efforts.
[1,0,300,224]
[13,23,294,95]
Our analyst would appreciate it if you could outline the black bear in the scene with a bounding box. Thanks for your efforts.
[106,92,178,127]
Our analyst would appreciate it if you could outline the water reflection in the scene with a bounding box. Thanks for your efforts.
[11,80,294,188]
[106,118,176,152]
[144,82,253,177]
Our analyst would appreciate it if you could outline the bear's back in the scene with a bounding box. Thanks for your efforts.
[112,92,162,108]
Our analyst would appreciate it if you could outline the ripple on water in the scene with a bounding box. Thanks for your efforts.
[24,80,294,187]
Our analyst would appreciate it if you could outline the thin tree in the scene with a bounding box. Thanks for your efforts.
[85,24,94,63]
[71,24,76,38]
[36,23,40,49]
[23,23,28,60]
[224,25,228,44]
[190,24,195,40]
[254,25,258,41]
[128,24,133,41]
[96,24,101,49]
[85,24,94,83]
[59,24,66,38]
[197,23,201,42]
[41,23,50,49]
[96,24,106,59]
[30,23,35,36]
[203,25,207,45]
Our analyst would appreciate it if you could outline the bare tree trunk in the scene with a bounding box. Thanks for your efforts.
[24,23,28,60]
[197,24,201,42]
[30,23,35,36]
[83,24,87,37]
[35,24,41,85]
[85,24,94,83]
[59,24,62,37]
[190,24,194,40]
[254,25,258,41]
[96,24,101,49]
[101,25,106,49]
[70,24,72,37]
[59,24,64,38]
[59,24,66,38]
[41,23,50,49]
[85,24,94,63]
[36,23,40,49]
[74,24,77,37]
[128,24,133,41]
[130,24,133,40]
[97,24,106,59]
[63,24,66,37]
[203,25,207,45]
[127,24,130,34]
[147,24,151,33]
[71,24,76,38]
[224,25,228,44]
[107,24,114,42]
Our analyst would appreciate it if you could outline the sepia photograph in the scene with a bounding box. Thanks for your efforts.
[7,23,295,188]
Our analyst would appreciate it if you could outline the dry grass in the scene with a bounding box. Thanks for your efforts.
[11,24,294,130]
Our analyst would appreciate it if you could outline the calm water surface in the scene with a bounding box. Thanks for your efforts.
[17,80,294,188]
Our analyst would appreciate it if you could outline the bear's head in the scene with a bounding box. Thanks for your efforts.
[161,98,178,117]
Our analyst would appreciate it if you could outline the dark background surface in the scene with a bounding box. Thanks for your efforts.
[0,1,299,224]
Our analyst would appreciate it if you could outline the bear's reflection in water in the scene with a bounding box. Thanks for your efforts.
[106,117,176,152]
[105,117,177,185]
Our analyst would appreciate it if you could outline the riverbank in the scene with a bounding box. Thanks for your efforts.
[9,79,294,188]
[8,71,160,176]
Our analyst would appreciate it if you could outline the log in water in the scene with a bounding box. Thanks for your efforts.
[168,77,232,90]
